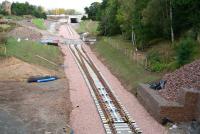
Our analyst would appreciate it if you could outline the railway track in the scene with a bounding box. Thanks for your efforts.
[69,44,142,134]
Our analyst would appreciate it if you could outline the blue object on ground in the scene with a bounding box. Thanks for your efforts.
[27,76,58,83]
[37,77,57,83]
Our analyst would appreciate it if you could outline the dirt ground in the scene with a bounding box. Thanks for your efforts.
[8,26,42,41]
[0,57,57,81]
[0,57,72,134]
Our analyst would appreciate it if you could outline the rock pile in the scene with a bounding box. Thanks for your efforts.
[159,60,200,101]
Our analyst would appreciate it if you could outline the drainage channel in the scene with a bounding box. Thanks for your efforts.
[69,44,142,134]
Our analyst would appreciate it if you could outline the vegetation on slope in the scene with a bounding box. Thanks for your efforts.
[76,20,98,36]
[93,37,159,93]
[85,0,200,48]
[84,0,200,72]
[0,38,62,70]
[32,18,46,30]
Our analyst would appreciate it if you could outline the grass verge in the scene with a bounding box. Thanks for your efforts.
[76,20,98,36]
[2,15,23,21]
[1,38,62,71]
[92,37,160,93]
[32,18,46,30]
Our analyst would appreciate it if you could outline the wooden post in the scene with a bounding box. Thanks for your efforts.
[4,46,6,55]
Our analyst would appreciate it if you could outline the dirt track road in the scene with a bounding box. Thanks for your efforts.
[58,24,167,134]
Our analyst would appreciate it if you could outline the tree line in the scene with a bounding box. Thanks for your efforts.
[85,0,200,49]
[11,2,47,19]
[0,2,47,19]
[47,9,78,15]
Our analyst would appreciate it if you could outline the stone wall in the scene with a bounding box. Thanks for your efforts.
[137,84,200,122]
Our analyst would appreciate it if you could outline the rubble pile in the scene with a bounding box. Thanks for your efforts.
[159,60,200,101]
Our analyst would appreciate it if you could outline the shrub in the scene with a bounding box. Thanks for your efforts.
[81,15,88,20]
[0,33,6,44]
[149,62,168,72]
[147,50,161,63]
[175,38,197,67]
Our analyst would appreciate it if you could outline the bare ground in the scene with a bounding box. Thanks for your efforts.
[0,57,57,81]
[0,57,72,134]
[8,26,42,41]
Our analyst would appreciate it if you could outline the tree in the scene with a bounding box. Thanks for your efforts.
[172,0,200,40]
[117,0,135,39]
[11,2,47,19]
[0,3,7,15]
[132,0,150,49]
[84,2,101,20]
[47,9,76,15]
[175,38,197,66]
[85,0,200,48]
[98,0,121,36]
[142,0,171,40]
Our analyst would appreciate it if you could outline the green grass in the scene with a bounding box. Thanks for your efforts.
[32,18,46,30]
[93,37,160,93]
[145,41,177,72]
[1,38,62,70]
[0,24,11,32]
[76,20,99,36]
[0,22,17,32]
[2,15,23,21]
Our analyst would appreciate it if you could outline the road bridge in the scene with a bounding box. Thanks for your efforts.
[47,14,86,23]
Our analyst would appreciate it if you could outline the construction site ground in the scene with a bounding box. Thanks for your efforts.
[0,19,72,134]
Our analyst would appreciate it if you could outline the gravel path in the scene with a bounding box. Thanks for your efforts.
[58,25,105,134]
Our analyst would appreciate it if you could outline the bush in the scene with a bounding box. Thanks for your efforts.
[147,50,161,63]
[81,15,88,20]
[149,62,167,72]
[147,49,176,72]
[0,33,6,44]
[175,38,197,67]
[0,10,9,15]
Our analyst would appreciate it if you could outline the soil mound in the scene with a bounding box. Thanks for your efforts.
[0,57,56,81]
[159,60,200,101]
[8,26,42,41]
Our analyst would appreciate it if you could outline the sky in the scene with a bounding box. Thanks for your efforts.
[0,0,102,13]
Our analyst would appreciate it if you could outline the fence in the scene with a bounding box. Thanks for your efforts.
[107,40,148,67]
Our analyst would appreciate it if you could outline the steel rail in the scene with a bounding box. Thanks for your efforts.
[69,45,117,134]
[76,46,142,133]
[69,44,142,134]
